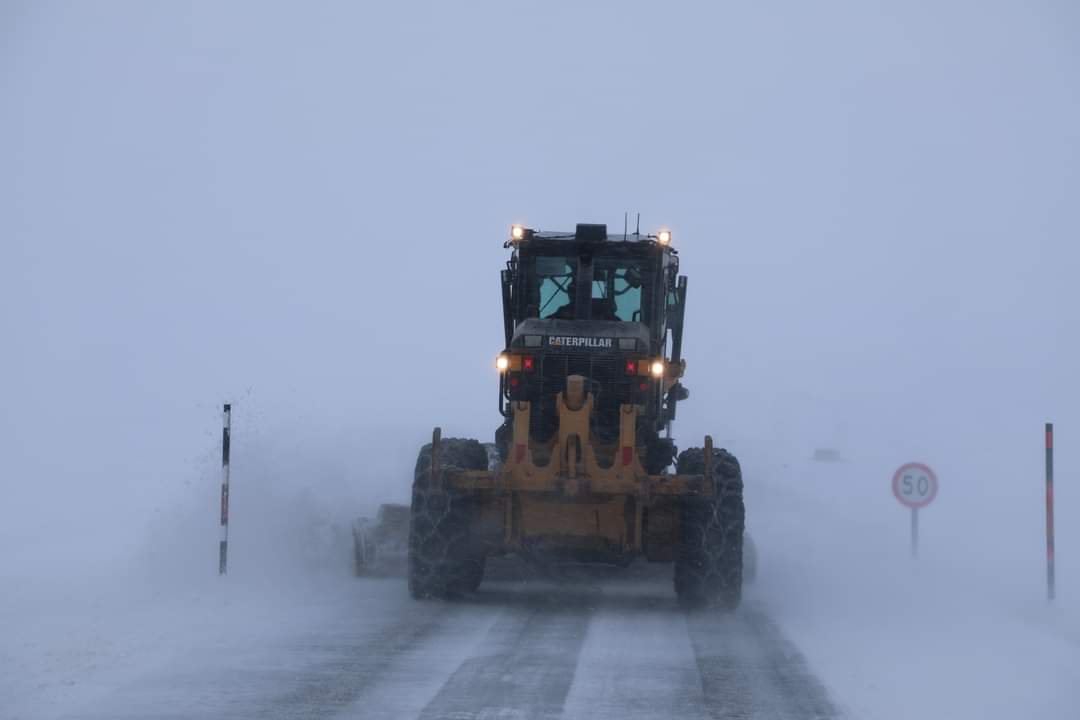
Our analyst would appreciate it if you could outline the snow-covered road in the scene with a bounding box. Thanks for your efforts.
[8,565,835,720]
[6,451,1078,720]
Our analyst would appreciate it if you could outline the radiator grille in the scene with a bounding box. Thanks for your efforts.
[532,353,635,442]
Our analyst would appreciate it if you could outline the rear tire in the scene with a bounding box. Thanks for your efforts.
[408,438,488,599]
[674,447,744,610]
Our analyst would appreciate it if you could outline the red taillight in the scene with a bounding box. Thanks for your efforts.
[622,446,633,466]
[523,356,535,372]
[509,376,520,387]
[624,359,637,375]
[638,382,648,391]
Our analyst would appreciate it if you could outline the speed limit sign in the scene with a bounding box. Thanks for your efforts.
[893,462,938,558]
[892,462,938,508]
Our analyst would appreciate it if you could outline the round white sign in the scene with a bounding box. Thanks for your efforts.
[892,462,938,509]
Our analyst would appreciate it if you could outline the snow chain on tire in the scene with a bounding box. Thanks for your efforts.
[408,438,488,599]
[674,446,745,610]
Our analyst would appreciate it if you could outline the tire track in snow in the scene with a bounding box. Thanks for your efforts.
[415,586,595,720]
[259,597,457,720]
[560,589,709,720]
[688,605,838,719]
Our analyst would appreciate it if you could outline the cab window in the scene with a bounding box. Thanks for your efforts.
[526,256,576,319]
[591,260,645,322]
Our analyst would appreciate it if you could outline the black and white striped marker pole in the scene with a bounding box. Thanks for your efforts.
[219,403,231,575]
[1046,422,1055,602]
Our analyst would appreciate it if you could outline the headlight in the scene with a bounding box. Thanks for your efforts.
[510,224,526,242]
[650,360,665,378]
[657,229,672,246]
[496,354,510,372]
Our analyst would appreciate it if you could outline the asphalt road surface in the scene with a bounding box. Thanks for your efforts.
[64,563,838,720]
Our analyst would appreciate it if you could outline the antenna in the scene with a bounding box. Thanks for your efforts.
[623,212,628,241]
[635,213,640,236]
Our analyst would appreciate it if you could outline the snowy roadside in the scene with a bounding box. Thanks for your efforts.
[0,477,382,720]
[0,568,414,720]
[750,456,1080,720]
[756,552,1080,720]
[0,421,406,720]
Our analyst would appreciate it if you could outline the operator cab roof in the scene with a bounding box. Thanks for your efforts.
[509,223,674,249]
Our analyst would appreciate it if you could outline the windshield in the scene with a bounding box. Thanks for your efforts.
[523,253,651,322]
[592,258,646,322]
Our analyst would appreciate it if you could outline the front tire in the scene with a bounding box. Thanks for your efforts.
[408,438,487,599]
[674,447,745,610]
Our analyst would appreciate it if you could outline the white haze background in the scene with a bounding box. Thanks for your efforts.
[2,2,1079,718]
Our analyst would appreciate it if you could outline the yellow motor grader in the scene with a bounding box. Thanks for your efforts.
[408,223,745,609]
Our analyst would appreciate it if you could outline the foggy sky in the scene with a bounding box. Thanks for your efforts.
[2,2,1078,586]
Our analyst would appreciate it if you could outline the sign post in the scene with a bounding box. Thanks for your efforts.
[1046,423,1055,602]
[892,462,938,558]
[910,504,919,558]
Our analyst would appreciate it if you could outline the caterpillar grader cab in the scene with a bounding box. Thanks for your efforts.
[408,223,745,609]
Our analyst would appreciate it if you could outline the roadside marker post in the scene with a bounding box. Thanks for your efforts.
[1046,422,1055,602]
[892,462,938,558]
[220,403,231,575]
